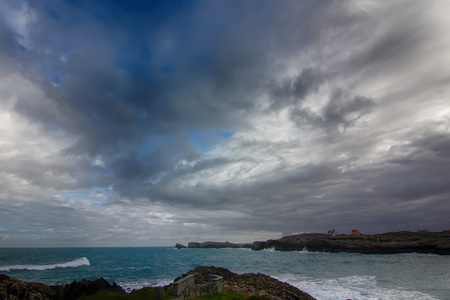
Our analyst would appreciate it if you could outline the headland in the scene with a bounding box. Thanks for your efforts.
[179,231,450,255]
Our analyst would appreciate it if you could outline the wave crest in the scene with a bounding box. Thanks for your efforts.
[0,257,90,271]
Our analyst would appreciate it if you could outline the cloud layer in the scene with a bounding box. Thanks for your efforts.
[1,0,450,246]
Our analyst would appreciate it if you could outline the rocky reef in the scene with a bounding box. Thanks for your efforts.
[175,243,187,249]
[252,231,450,254]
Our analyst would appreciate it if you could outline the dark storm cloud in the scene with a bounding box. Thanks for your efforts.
[270,68,325,110]
[1,0,450,246]
[290,89,376,131]
[2,0,337,188]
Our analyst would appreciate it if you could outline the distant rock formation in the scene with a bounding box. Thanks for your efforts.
[252,231,450,254]
[187,241,252,248]
[175,243,187,249]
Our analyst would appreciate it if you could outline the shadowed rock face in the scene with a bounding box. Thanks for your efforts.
[0,274,125,300]
[0,274,58,300]
[55,278,125,300]
[252,231,450,254]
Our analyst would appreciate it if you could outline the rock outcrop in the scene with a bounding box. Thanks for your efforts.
[54,278,125,300]
[187,241,251,248]
[177,266,316,300]
[0,274,58,300]
[252,231,450,254]
[0,274,125,300]
[175,243,187,249]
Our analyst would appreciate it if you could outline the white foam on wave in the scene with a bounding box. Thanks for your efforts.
[0,257,91,271]
[262,247,277,252]
[120,278,174,292]
[275,274,439,300]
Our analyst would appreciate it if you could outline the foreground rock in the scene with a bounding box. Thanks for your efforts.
[187,241,252,248]
[252,231,450,254]
[177,266,315,300]
[0,274,57,300]
[1,266,315,299]
[0,274,125,300]
[54,278,125,300]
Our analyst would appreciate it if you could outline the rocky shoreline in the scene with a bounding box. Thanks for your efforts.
[0,266,315,300]
[176,241,252,249]
[179,231,450,255]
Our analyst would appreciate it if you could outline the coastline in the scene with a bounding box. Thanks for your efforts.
[179,231,450,255]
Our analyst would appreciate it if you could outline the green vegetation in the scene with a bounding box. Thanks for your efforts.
[78,288,177,300]
[194,289,269,300]
[77,288,266,300]
[384,231,445,238]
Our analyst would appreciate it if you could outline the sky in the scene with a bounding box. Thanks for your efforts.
[1,0,450,247]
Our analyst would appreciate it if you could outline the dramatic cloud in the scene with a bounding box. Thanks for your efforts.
[1,0,450,247]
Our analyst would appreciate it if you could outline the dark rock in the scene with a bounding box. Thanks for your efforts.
[55,277,125,300]
[179,266,316,300]
[0,274,60,300]
[252,231,450,254]
[187,241,247,248]
[175,243,187,249]
[2,265,316,300]
[0,275,125,300]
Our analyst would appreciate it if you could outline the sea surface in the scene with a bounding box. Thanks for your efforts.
[0,247,449,300]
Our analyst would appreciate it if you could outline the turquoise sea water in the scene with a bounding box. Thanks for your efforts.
[0,247,449,300]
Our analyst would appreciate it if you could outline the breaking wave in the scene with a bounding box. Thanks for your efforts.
[0,257,90,271]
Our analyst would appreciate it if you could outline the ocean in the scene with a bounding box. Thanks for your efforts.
[0,247,449,300]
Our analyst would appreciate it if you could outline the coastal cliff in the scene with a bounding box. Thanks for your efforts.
[186,241,252,249]
[180,231,450,254]
[252,231,450,254]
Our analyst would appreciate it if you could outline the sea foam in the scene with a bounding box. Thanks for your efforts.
[275,274,439,300]
[0,257,90,271]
